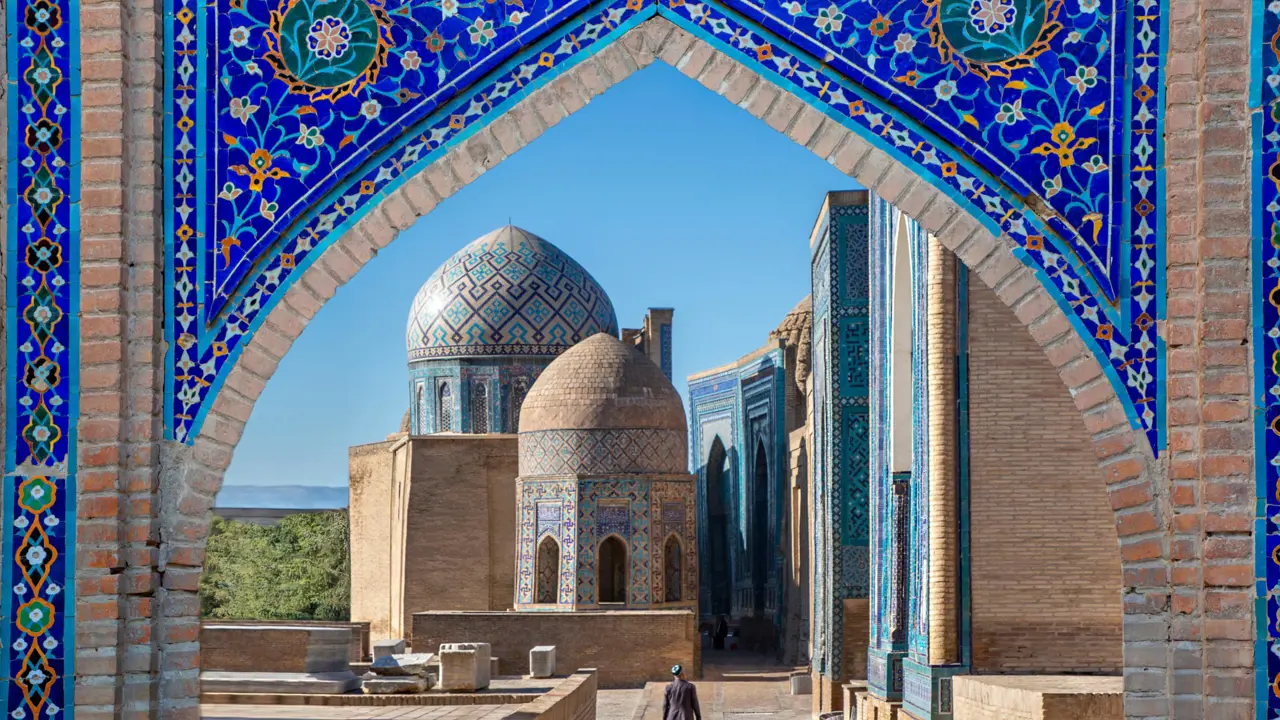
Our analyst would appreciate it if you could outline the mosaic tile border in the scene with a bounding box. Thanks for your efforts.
[7,0,80,474]
[1253,0,1279,714]
[5,0,79,711]
[163,0,1168,458]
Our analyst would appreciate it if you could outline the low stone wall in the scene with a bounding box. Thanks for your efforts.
[951,676,1123,720]
[202,624,353,674]
[411,611,699,689]
[201,619,371,662]
[506,670,598,720]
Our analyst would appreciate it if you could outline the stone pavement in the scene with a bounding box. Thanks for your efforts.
[202,651,806,720]
[201,705,527,720]
[617,650,808,720]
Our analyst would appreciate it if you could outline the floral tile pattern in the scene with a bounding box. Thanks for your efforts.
[164,0,1167,457]
[5,0,78,711]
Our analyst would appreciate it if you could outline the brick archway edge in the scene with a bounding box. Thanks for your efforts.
[152,16,1174,718]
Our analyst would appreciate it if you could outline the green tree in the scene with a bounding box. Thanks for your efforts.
[200,510,351,621]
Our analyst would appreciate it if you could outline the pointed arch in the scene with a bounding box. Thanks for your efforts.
[536,535,561,604]
[751,438,769,616]
[664,534,684,603]
[161,15,1168,713]
[597,535,628,604]
[706,435,731,616]
[471,379,489,434]
[438,381,453,433]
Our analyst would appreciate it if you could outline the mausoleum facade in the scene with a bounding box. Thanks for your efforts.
[515,333,699,611]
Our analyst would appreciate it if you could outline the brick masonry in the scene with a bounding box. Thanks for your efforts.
[411,610,698,690]
[349,436,519,641]
[967,274,1123,675]
[6,0,1241,716]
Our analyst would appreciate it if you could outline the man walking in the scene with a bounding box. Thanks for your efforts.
[663,665,701,720]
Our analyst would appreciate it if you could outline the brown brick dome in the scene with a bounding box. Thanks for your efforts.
[518,332,687,434]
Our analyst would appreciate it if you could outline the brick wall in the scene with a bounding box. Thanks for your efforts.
[402,436,518,631]
[349,439,399,640]
[199,619,370,663]
[950,676,1123,720]
[506,670,599,720]
[348,435,518,642]
[966,274,1123,673]
[411,610,698,689]
[842,598,868,681]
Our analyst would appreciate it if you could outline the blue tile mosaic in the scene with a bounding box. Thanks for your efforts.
[5,0,79,710]
[810,197,871,682]
[161,0,1168,460]
[1254,0,1279,714]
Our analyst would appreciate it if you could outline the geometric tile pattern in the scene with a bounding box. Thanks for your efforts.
[161,0,1168,454]
[1255,1,1280,713]
[650,483,698,607]
[516,480,577,607]
[518,428,687,476]
[516,475,695,611]
[576,481,652,606]
[405,226,618,360]
[811,198,871,682]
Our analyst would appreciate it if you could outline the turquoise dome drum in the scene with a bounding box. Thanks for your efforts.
[406,226,620,360]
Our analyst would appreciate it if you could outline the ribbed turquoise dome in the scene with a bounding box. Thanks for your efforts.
[406,226,619,361]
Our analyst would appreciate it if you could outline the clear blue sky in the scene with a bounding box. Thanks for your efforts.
[222,62,858,493]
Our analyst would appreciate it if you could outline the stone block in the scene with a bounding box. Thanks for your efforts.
[438,642,492,691]
[790,671,812,695]
[362,674,430,694]
[371,653,434,676]
[529,646,556,678]
[490,656,500,677]
[373,639,405,661]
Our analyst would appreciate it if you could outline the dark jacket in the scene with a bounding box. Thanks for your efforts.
[663,678,702,720]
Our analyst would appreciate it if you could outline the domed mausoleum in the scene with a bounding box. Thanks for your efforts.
[405,225,619,434]
[351,226,679,644]
[514,333,699,611]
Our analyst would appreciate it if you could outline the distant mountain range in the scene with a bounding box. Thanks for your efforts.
[215,484,348,510]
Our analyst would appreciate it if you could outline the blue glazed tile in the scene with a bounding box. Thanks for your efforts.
[164,0,1168,460]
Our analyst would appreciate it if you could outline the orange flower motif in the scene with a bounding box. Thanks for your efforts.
[756,44,773,62]
[426,30,445,52]
[848,99,865,116]
[868,14,890,37]
[228,149,289,192]
[895,71,920,86]
[1030,122,1097,168]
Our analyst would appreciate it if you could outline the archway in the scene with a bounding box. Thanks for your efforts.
[536,535,560,604]
[597,536,628,604]
[751,439,769,616]
[705,435,732,616]
[153,14,1169,716]
[664,535,683,603]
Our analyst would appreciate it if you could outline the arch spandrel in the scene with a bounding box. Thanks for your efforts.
[165,0,1166,449]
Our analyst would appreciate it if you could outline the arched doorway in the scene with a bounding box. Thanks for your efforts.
[751,439,769,616]
[664,535,683,603]
[706,436,731,616]
[598,536,628,604]
[141,12,1178,715]
[536,536,560,604]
